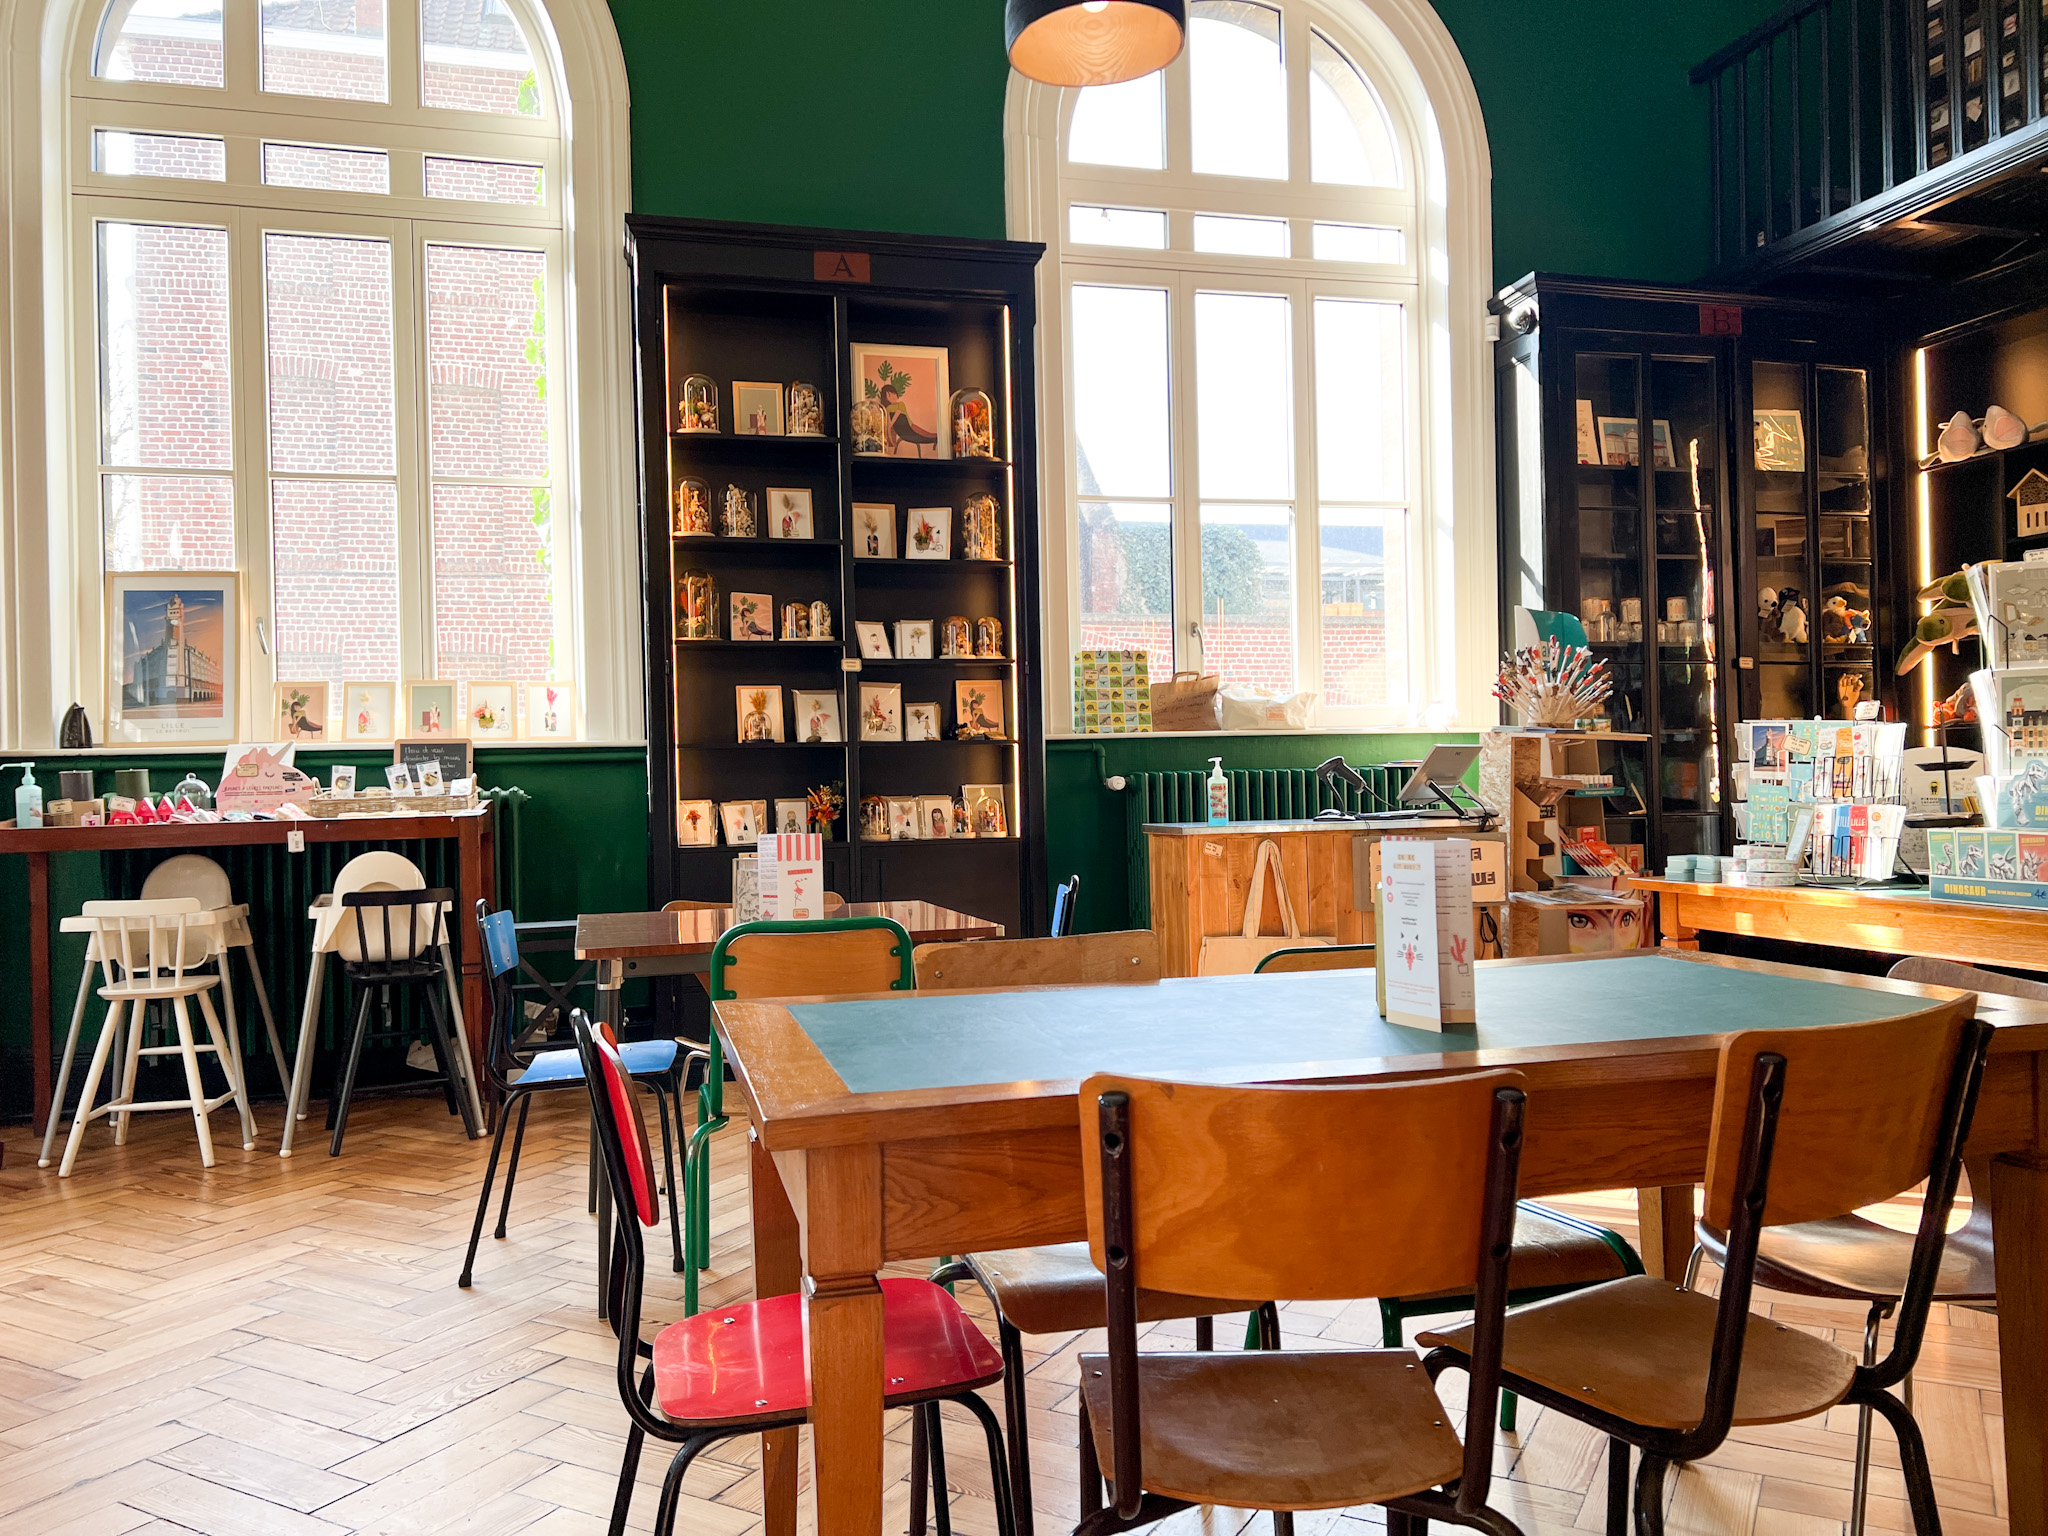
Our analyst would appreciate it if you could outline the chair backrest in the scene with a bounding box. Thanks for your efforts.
[475,901,523,1090]
[333,850,425,897]
[1081,1068,1525,1521]
[341,887,451,968]
[1255,943,1374,974]
[139,854,233,911]
[709,916,916,1002]
[662,898,725,911]
[80,898,208,993]
[1888,954,2048,1002]
[1050,874,1080,937]
[913,930,1160,990]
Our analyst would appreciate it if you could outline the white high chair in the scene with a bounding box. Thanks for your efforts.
[279,851,485,1155]
[55,898,258,1175]
[40,855,292,1168]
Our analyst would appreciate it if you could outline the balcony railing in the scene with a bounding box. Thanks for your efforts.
[1693,0,2048,273]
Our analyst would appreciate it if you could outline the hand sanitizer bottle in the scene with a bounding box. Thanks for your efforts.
[5,762,43,828]
[1206,756,1229,826]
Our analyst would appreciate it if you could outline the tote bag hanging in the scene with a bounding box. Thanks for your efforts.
[1197,839,1335,975]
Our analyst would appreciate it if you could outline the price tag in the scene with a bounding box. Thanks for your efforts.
[288,829,305,853]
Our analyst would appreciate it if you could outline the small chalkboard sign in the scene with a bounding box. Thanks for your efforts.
[394,737,470,782]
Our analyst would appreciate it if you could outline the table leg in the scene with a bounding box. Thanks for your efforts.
[278,951,326,1157]
[752,1129,802,1536]
[1654,891,1699,952]
[597,958,624,1029]
[803,1143,886,1536]
[29,851,52,1133]
[438,940,487,1133]
[1635,1185,1697,1280]
[457,812,494,1076]
[1992,1153,2048,1536]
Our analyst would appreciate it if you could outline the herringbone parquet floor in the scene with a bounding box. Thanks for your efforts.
[0,1089,2012,1536]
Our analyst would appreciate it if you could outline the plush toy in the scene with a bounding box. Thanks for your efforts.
[1933,680,1978,727]
[1758,585,1782,643]
[1898,569,1979,674]
[1820,595,1852,643]
[1778,588,1808,644]
[1847,606,1871,645]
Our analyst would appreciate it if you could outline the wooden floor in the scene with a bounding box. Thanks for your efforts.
[0,1091,2011,1536]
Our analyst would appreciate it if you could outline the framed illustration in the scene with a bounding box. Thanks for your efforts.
[850,343,950,458]
[105,571,240,745]
[404,680,460,737]
[905,701,940,742]
[736,684,785,743]
[1650,419,1678,470]
[963,782,1009,837]
[773,798,810,835]
[720,800,761,846]
[954,678,1006,740]
[342,681,396,741]
[525,681,574,739]
[859,682,903,741]
[467,679,516,741]
[678,798,718,845]
[274,680,329,742]
[1754,409,1806,472]
[733,381,785,436]
[887,798,921,840]
[730,591,774,641]
[852,503,896,558]
[919,795,954,840]
[793,689,843,742]
[894,618,934,659]
[1575,399,1599,465]
[906,507,951,559]
[855,620,893,659]
[766,487,814,540]
[1594,416,1639,467]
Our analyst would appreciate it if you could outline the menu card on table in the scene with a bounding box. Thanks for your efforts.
[1374,837,1476,1030]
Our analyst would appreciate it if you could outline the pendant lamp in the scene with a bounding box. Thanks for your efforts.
[1006,0,1186,87]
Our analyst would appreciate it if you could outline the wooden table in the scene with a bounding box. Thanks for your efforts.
[1630,875,2048,970]
[572,900,1005,1024]
[0,810,497,1133]
[715,950,2048,1536]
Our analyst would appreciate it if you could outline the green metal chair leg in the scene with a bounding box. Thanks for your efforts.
[1500,1390,1519,1432]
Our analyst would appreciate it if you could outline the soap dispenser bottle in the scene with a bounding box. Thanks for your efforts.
[5,762,43,828]
[1206,756,1229,826]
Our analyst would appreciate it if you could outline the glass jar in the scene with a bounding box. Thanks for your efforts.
[673,476,713,537]
[810,600,834,639]
[678,569,719,639]
[941,615,973,658]
[858,795,889,841]
[170,771,213,810]
[950,387,996,459]
[678,374,718,433]
[975,616,1004,658]
[720,484,757,538]
[787,381,825,438]
[850,395,886,455]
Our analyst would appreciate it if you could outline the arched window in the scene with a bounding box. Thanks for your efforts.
[38,0,632,742]
[1008,0,1494,731]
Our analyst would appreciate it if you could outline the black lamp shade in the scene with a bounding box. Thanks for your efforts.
[1006,0,1186,87]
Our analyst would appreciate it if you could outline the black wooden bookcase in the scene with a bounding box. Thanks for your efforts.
[626,216,1048,949]
[1493,274,1892,863]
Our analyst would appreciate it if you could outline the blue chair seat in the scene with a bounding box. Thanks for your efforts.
[514,1037,680,1088]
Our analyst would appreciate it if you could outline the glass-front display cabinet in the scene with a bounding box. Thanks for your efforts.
[1494,275,1889,864]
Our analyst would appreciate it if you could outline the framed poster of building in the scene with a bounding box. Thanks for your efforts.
[105,571,240,745]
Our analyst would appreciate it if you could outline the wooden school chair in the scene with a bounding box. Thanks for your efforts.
[570,1009,1018,1536]
[459,901,686,1288]
[1677,955,2019,1536]
[1422,998,1992,1536]
[1051,874,1081,936]
[1076,1068,1530,1536]
[1255,943,1375,972]
[913,929,1161,989]
[55,899,259,1176]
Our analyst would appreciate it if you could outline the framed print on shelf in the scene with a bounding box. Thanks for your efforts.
[905,507,951,559]
[733,381,785,436]
[1650,419,1678,470]
[526,681,574,739]
[678,799,718,845]
[850,343,949,458]
[773,798,810,836]
[467,680,516,741]
[855,621,893,659]
[887,798,921,840]
[274,680,329,742]
[105,571,240,745]
[404,680,460,737]
[954,679,1006,740]
[766,487,814,540]
[919,795,954,840]
[1595,416,1639,468]
[730,591,774,641]
[894,618,934,659]
[720,800,762,847]
[852,503,896,558]
[905,702,940,742]
[342,681,396,741]
[963,782,1009,837]
[792,689,843,742]
[736,685,785,743]
[859,682,903,741]
[1754,409,1806,472]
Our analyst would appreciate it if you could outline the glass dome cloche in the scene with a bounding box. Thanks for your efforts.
[950,387,996,459]
[677,375,718,433]
[787,381,825,437]
[672,476,713,537]
[678,569,719,640]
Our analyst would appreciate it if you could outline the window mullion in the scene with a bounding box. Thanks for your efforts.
[1170,271,1203,676]
[1286,5,1312,193]
[233,207,275,698]
[389,0,423,111]
[396,219,433,679]
[1291,275,1317,705]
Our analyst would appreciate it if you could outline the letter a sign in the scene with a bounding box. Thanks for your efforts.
[814,250,871,283]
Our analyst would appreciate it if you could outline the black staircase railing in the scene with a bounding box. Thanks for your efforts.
[1693,0,2047,270]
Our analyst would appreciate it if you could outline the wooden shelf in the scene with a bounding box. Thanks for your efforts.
[856,656,1013,667]
[675,638,844,650]
[852,455,1010,471]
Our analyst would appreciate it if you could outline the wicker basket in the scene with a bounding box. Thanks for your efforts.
[302,790,478,819]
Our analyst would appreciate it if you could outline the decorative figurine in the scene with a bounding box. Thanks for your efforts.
[961,493,1001,560]
[787,382,825,438]
[974,792,1007,837]
[673,476,713,537]
[858,795,889,841]
[678,569,718,639]
[1836,671,1867,716]
[782,603,812,640]
[950,387,996,459]
[678,375,718,433]
[975,615,1004,658]
[953,798,973,837]
[941,615,974,658]
[810,600,834,640]
[720,484,757,538]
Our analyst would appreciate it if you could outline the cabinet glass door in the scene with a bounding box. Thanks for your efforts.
[1651,356,1723,852]
[1816,366,1874,719]
[1572,352,1644,732]
[1752,359,1813,717]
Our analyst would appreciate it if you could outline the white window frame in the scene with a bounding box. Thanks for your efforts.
[1008,0,1496,735]
[0,0,637,748]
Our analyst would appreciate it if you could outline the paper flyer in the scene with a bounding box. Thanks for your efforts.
[1376,837,1445,1031]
